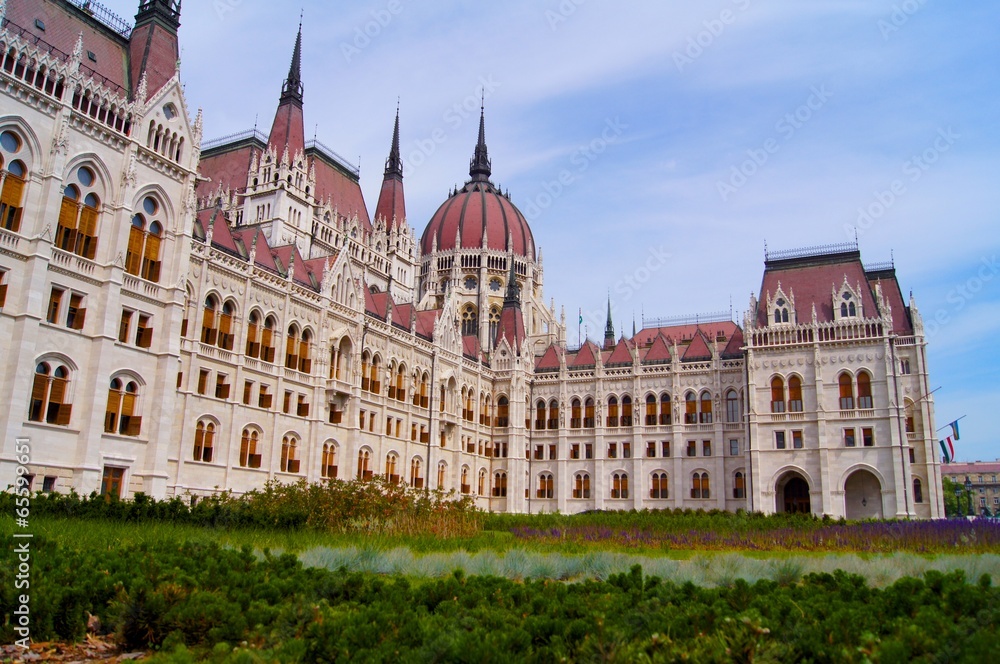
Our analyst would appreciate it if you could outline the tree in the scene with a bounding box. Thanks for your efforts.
[941,476,962,517]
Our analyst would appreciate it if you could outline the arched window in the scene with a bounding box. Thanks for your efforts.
[621,396,633,427]
[260,316,276,362]
[857,372,873,409]
[201,296,234,349]
[535,400,546,430]
[733,471,746,499]
[607,396,619,427]
[29,362,72,425]
[321,442,338,478]
[492,471,507,497]
[726,390,741,423]
[659,393,671,425]
[385,452,399,483]
[770,376,785,413]
[461,466,470,494]
[280,435,299,473]
[536,472,554,499]
[478,468,487,496]
[125,196,163,282]
[0,130,28,232]
[570,398,582,428]
[497,396,510,427]
[246,311,262,358]
[285,325,311,372]
[104,378,141,436]
[650,472,668,499]
[357,449,372,480]
[691,472,710,499]
[788,376,803,412]
[547,399,559,429]
[699,391,713,423]
[488,307,500,347]
[645,394,657,425]
[611,472,629,499]
[461,305,478,337]
[393,364,406,402]
[240,428,262,468]
[684,392,697,424]
[410,457,424,488]
[573,472,591,499]
[193,420,215,462]
[55,166,101,259]
[584,397,596,428]
[913,478,923,503]
[839,373,854,410]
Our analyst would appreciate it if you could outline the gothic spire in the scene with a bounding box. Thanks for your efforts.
[469,100,492,182]
[280,18,304,106]
[384,102,403,178]
[504,255,521,308]
[604,295,615,350]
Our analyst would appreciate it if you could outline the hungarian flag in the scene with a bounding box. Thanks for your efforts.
[948,420,961,441]
[939,437,956,464]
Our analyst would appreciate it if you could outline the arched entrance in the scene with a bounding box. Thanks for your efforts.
[844,469,883,519]
[775,472,811,514]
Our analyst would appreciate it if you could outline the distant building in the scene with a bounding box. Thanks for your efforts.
[0,0,943,518]
[940,462,1000,515]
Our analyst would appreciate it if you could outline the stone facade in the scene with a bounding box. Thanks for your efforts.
[0,1,942,518]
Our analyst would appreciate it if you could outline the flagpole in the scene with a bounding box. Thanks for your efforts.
[936,414,967,432]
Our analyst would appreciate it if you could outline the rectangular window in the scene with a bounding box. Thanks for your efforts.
[215,374,230,400]
[534,444,544,460]
[258,386,272,409]
[702,440,711,457]
[197,369,209,395]
[571,443,580,459]
[792,430,803,449]
[242,380,253,405]
[909,448,916,464]
[297,394,309,417]
[862,427,874,447]
[47,287,63,324]
[686,440,696,457]
[42,476,56,493]
[66,293,86,330]
[775,431,786,450]
[844,428,856,447]
[549,444,557,460]
[646,441,656,458]
[119,309,133,343]
[283,390,292,414]
[662,441,671,457]
[136,314,152,348]
[0,269,7,307]
[585,443,593,460]
[729,439,740,456]
[101,467,124,500]
[607,442,617,459]
[623,442,631,459]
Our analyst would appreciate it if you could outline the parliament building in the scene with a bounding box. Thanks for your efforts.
[0,0,944,518]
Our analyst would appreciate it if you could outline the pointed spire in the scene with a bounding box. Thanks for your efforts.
[504,255,521,308]
[604,295,615,349]
[281,17,304,105]
[469,98,492,182]
[384,102,403,178]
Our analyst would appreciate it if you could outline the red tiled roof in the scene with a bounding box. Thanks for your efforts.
[268,100,305,156]
[535,344,561,371]
[941,463,1000,477]
[641,334,672,364]
[569,340,600,368]
[270,244,320,290]
[868,273,913,335]
[10,0,130,94]
[392,303,414,331]
[721,327,745,359]
[374,174,405,231]
[366,291,391,319]
[756,252,878,327]
[127,19,178,99]
[682,329,713,362]
[198,146,255,201]
[421,183,535,258]
[495,304,525,353]
[632,321,739,346]
[605,337,635,366]
[462,335,483,360]
[312,157,371,230]
[199,207,242,257]
[232,228,279,272]
[415,309,439,340]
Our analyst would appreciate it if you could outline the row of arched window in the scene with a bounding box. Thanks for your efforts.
[526,470,746,500]
[529,390,743,430]
[0,128,165,276]
[30,362,146,436]
[770,371,874,412]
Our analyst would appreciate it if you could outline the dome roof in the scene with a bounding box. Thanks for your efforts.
[420,108,535,259]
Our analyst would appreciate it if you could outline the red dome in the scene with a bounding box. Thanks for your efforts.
[421,180,535,259]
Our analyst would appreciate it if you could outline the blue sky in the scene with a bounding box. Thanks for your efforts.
[101,1,1000,461]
